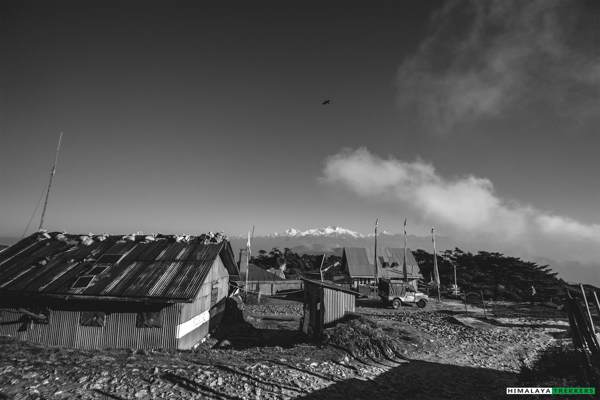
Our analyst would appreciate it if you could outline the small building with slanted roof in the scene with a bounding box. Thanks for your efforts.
[341,247,422,290]
[0,231,238,349]
[301,278,364,339]
[232,263,301,296]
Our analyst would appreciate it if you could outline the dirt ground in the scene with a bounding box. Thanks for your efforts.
[0,296,595,400]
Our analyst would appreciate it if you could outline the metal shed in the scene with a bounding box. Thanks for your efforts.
[0,231,238,349]
[301,278,363,339]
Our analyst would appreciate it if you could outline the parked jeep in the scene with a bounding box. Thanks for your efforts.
[378,278,429,308]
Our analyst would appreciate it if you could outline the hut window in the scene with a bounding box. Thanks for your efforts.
[72,276,95,289]
[96,254,124,263]
[210,284,219,307]
[80,311,106,327]
[136,311,163,328]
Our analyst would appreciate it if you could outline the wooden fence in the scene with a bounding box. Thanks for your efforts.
[565,297,599,386]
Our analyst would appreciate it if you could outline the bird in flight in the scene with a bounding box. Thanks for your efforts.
[322,100,330,105]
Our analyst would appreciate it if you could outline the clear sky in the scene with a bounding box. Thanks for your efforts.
[1,1,598,263]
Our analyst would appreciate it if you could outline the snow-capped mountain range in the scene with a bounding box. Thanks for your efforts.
[228,226,454,256]
[266,226,384,238]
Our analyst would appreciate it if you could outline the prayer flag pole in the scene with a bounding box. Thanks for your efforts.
[432,227,441,302]
[245,231,251,301]
[373,219,378,299]
[403,219,408,283]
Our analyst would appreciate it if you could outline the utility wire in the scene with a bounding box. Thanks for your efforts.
[21,182,48,240]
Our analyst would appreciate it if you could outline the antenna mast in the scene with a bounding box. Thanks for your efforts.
[39,133,62,231]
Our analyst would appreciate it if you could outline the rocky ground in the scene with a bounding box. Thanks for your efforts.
[0,298,593,400]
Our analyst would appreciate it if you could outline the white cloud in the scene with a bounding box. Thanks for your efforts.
[321,147,600,258]
[397,0,600,134]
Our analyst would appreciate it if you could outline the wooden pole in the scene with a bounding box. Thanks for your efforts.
[593,292,600,319]
[580,283,596,334]
[245,231,251,302]
[373,219,378,299]
[463,293,468,316]
[481,290,487,319]
[39,132,62,231]
[432,227,441,302]
[453,261,457,295]
[403,218,408,284]
[319,255,325,282]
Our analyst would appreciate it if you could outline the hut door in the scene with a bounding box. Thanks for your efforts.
[210,283,219,308]
[314,295,321,336]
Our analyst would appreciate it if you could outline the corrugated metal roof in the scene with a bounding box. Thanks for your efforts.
[343,247,422,279]
[302,278,365,297]
[0,232,238,302]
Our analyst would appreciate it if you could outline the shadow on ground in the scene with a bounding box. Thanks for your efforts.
[298,359,518,400]
[162,372,246,400]
[210,298,308,350]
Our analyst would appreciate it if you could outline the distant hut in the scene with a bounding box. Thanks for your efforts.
[341,247,422,290]
[0,231,238,349]
[232,263,300,297]
[301,278,364,339]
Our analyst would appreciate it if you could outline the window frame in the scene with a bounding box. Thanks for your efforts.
[79,311,106,327]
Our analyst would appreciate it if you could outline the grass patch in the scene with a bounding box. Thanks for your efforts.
[320,313,406,363]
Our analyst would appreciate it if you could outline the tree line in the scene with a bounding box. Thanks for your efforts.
[413,248,564,301]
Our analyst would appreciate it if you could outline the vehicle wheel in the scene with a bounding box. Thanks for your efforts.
[417,299,427,308]
[392,299,401,309]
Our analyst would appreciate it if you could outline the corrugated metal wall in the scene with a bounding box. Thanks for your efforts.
[177,256,229,349]
[323,289,355,327]
[303,280,357,337]
[0,304,180,349]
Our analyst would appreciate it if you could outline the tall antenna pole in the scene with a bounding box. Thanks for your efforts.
[39,132,62,231]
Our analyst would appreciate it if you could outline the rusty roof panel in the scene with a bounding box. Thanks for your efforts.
[0,256,39,283]
[155,243,186,261]
[0,240,50,265]
[65,241,111,260]
[0,232,235,302]
[164,259,213,299]
[103,241,138,255]
[30,261,91,293]
[130,241,165,261]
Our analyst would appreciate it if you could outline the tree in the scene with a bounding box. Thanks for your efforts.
[414,248,562,301]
